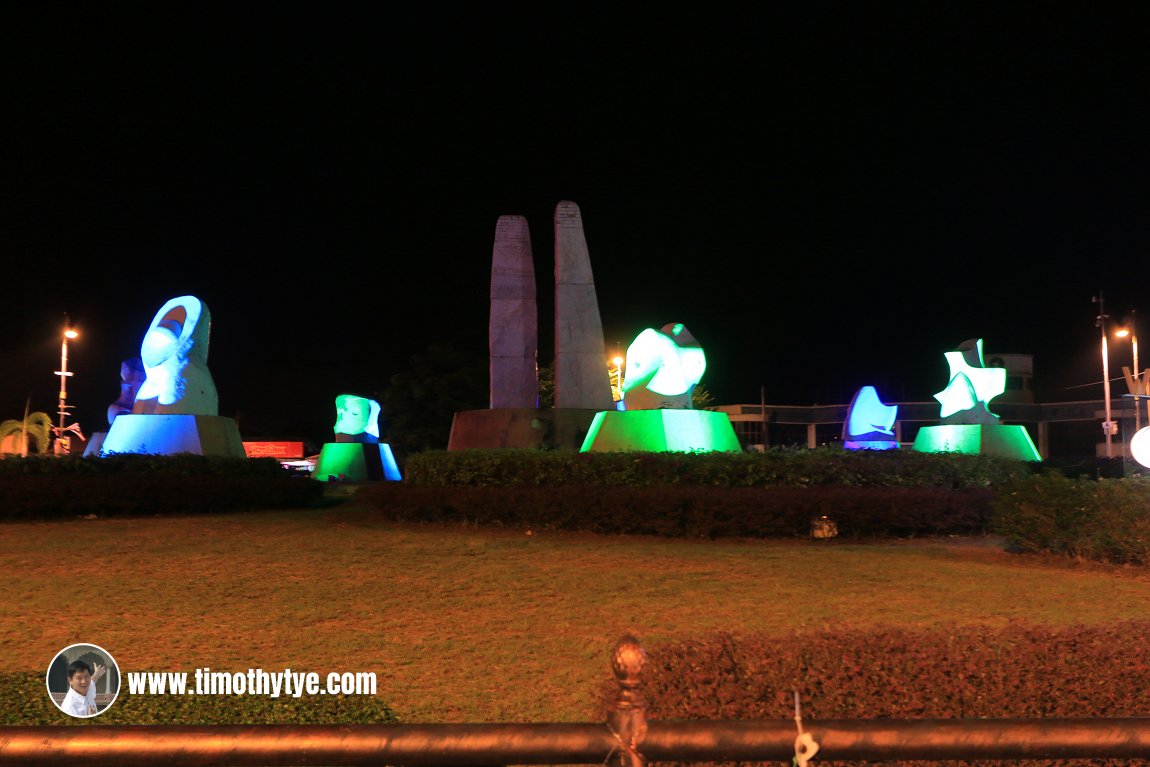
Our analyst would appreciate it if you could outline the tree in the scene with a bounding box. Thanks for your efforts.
[692,383,715,410]
[0,411,53,456]
[379,344,487,460]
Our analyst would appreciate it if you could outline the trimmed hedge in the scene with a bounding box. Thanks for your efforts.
[606,622,1150,767]
[0,454,326,520]
[402,448,1032,489]
[991,471,1150,564]
[352,483,996,538]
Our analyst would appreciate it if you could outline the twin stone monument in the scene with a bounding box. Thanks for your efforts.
[447,200,740,453]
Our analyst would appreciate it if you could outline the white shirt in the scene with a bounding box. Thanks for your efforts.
[61,683,97,717]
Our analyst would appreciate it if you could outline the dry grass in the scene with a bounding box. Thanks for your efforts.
[6,503,1150,724]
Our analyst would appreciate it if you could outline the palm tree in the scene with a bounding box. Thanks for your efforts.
[0,409,54,456]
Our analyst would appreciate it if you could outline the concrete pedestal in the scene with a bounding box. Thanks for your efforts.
[312,443,402,482]
[96,414,246,457]
[912,423,1042,461]
[579,409,743,453]
[447,408,603,451]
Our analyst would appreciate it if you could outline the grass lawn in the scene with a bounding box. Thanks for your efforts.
[6,502,1150,724]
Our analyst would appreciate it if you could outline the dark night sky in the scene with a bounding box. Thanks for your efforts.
[3,6,1150,447]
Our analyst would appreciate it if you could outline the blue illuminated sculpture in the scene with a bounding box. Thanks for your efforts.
[842,386,899,450]
[95,295,245,457]
[132,296,219,415]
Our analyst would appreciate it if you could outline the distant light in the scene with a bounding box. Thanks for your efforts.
[1117,328,1131,338]
[1132,426,1150,468]
[64,329,78,339]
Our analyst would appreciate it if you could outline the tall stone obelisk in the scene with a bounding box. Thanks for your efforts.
[489,215,538,408]
[554,201,614,410]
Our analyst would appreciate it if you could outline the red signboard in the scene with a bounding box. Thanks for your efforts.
[243,441,305,459]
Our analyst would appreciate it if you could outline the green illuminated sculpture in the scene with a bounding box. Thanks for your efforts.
[580,323,740,453]
[912,338,1041,461]
[313,394,401,482]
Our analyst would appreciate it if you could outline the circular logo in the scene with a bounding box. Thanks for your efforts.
[46,643,121,718]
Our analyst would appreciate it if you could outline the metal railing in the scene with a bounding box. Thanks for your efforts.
[5,635,1150,766]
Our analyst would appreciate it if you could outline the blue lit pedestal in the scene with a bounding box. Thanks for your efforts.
[95,414,246,457]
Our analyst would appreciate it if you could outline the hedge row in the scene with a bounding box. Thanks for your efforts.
[352,483,996,538]
[403,447,1033,489]
[607,622,1150,767]
[0,454,325,520]
[991,471,1150,564]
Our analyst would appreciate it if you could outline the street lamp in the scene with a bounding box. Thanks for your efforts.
[1094,292,1116,459]
[1116,310,1140,433]
[608,355,625,403]
[54,320,79,455]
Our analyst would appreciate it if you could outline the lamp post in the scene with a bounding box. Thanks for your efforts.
[54,320,78,455]
[609,356,624,403]
[1094,292,1115,459]
[1116,309,1141,433]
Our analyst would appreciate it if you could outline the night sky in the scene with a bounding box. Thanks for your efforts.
[3,7,1149,447]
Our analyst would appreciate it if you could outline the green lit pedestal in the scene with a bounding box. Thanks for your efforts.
[912,424,1041,461]
[579,410,742,453]
[312,443,402,482]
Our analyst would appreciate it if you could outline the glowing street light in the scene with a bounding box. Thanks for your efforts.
[1094,292,1116,459]
[608,355,625,403]
[1116,309,1141,433]
[53,319,81,455]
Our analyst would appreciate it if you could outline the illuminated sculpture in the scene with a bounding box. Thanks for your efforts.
[619,323,706,411]
[83,357,147,457]
[95,295,245,457]
[107,358,146,424]
[842,386,899,450]
[912,338,1041,461]
[580,323,741,453]
[333,394,381,443]
[132,296,219,415]
[932,339,1005,423]
[312,393,401,482]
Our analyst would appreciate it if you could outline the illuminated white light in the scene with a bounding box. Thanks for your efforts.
[1131,426,1150,468]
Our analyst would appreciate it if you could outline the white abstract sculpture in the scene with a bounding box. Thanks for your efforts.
[132,296,219,415]
[334,394,381,443]
[621,323,706,410]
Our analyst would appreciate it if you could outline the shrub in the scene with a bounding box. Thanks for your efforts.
[992,472,1150,564]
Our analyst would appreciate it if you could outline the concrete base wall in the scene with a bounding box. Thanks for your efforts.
[447,408,603,451]
[94,414,246,458]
